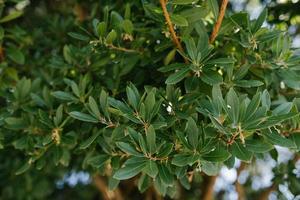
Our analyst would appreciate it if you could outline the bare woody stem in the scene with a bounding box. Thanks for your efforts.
[235,162,247,200]
[159,0,188,63]
[93,175,124,200]
[209,0,229,43]
[201,175,218,200]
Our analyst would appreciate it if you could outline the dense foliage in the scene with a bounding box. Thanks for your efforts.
[0,0,300,199]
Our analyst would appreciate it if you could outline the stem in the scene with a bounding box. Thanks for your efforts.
[159,0,188,63]
[93,175,124,200]
[201,175,218,200]
[235,162,247,200]
[106,43,140,53]
[209,0,229,43]
[257,183,277,200]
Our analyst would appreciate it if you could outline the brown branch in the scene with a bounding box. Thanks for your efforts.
[201,175,218,200]
[235,162,247,200]
[93,175,124,200]
[209,0,229,43]
[257,183,277,200]
[159,0,188,63]
[0,46,4,62]
[106,44,140,53]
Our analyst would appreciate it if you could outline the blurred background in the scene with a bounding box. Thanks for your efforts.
[0,0,300,199]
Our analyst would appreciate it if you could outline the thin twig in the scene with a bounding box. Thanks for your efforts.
[106,44,140,53]
[209,0,229,43]
[159,0,188,63]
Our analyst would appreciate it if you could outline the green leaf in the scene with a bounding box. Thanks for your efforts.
[87,155,109,168]
[202,147,230,162]
[170,14,188,27]
[186,117,199,149]
[113,157,147,180]
[5,117,27,130]
[257,30,281,43]
[68,32,89,41]
[172,154,192,167]
[15,161,31,175]
[0,27,4,40]
[126,85,139,110]
[261,90,271,110]
[201,161,221,176]
[89,96,101,119]
[122,19,134,34]
[234,80,264,88]
[165,68,190,85]
[80,131,101,149]
[54,105,63,126]
[6,47,25,65]
[207,58,235,66]
[226,88,239,124]
[252,8,267,33]
[171,0,199,5]
[52,91,77,101]
[106,29,117,44]
[0,11,23,23]
[244,92,261,122]
[273,102,293,115]
[144,160,158,178]
[71,81,80,97]
[116,142,143,157]
[208,0,219,20]
[157,143,174,158]
[257,113,299,129]
[69,111,99,123]
[100,90,110,118]
[245,137,273,153]
[146,125,157,155]
[108,177,120,191]
[263,129,295,148]
[138,174,151,193]
[200,70,223,85]
[158,164,174,186]
[230,142,253,162]
[97,22,107,37]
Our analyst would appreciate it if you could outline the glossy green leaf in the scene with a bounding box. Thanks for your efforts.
[69,111,99,123]
[165,68,190,85]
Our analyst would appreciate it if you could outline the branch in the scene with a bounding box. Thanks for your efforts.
[209,0,229,43]
[0,46,4,62]
[159,0,188,63]
[235,162,247,200]
[106,44,140,54]
[257,183,277,200]
[93,175,124,200]
[201,175,218,200]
